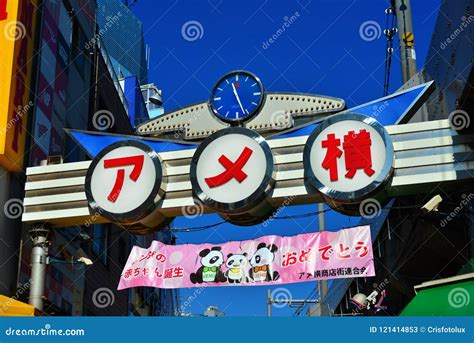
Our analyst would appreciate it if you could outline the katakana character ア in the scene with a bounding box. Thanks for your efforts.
[343,129,375,179]
[318,245,334,261]
[336,243,351,259]
[321,133,343,181]
[355,241,369,257]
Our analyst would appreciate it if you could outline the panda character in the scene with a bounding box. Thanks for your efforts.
[190,247,227,284]
[225,253,248,283]
[249,243,280,282]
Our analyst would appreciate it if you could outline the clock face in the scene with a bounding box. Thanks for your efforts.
[209,71,264,124]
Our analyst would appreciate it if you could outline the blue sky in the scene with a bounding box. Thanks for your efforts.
[130,0,441,316]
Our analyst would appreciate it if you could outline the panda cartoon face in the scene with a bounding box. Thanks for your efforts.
[189,247,226,284]
[249,243,280,282]
[226,253,248,268]
[250,243,276,267]
[201,248,224,268]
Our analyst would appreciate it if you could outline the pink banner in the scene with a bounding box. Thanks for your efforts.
[118,225,374,290]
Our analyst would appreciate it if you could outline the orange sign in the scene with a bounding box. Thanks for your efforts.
[0,0,37,171]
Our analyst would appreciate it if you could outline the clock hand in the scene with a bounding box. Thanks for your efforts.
[232,83,245,114]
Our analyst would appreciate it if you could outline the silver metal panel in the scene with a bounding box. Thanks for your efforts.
[136,93,345,140]
[22,119,474,227]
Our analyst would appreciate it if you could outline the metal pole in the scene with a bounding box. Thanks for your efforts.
[393,0,417,83]
[28,224,50,311]
[318,203,328,304]
[267,288,272,317]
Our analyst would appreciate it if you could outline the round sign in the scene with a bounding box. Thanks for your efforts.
[85,140,164,224]
[303,113,393,203]
[190,127,274,213]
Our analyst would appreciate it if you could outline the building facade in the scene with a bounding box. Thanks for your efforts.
[326,0,474,316]
[0,0,179,317]
[96,0,148,84]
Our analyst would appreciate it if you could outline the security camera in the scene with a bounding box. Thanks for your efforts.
[421,194,443,213]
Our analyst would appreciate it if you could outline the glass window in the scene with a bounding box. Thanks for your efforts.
[71,20,86,75]
[92,224,109,265]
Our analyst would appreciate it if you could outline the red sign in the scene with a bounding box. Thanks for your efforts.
[103,155,145,203]
[322,129,375,182]
[205,146,253,188]
[0,0,7,21]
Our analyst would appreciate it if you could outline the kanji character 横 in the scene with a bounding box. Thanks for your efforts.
[321,133,342,181]
[343,129,375,179]
[318,245,334,261]
[336,243,351,259]
[355,241,369,257]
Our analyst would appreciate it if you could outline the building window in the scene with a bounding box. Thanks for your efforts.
[92,224,109,265]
